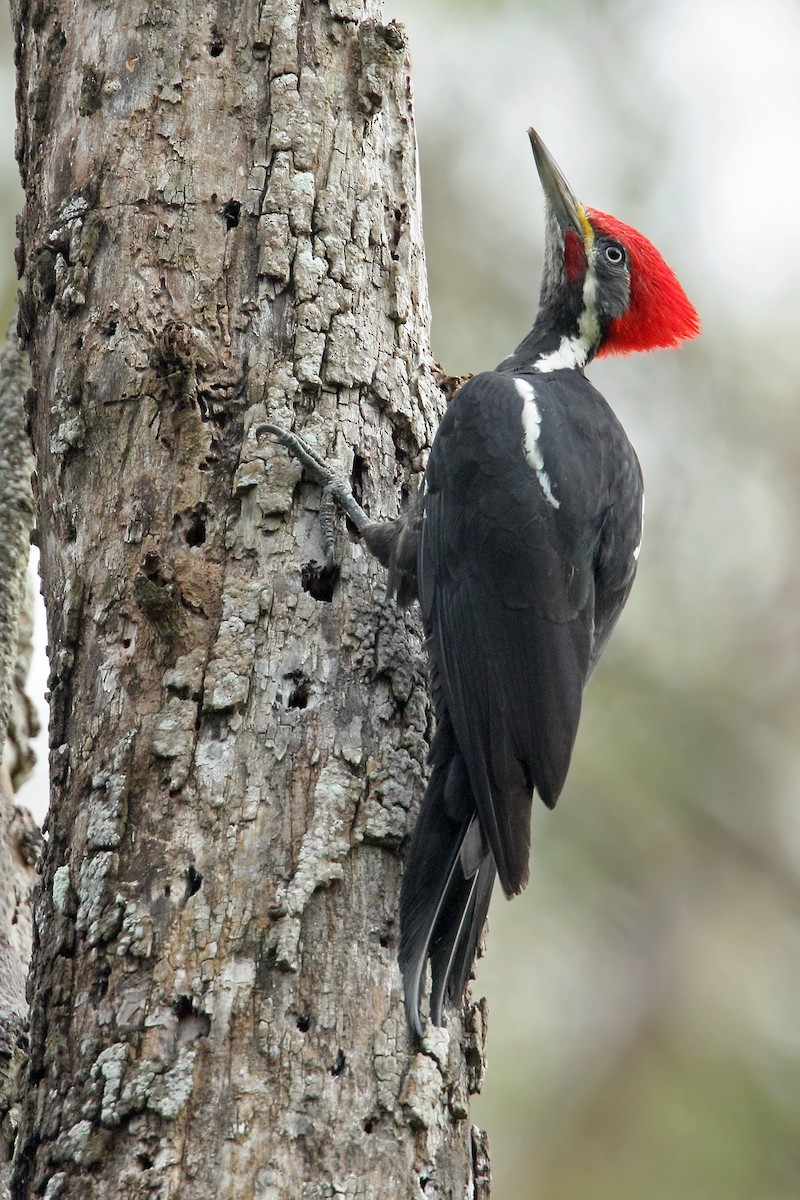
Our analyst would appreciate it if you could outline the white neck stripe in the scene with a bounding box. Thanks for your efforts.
[533,261,600,374]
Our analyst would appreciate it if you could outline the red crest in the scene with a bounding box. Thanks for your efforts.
[588,209,701,357]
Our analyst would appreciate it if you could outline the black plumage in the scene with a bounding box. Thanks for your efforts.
[393,366,642,1035]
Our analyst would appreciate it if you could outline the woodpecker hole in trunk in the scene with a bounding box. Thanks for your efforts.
[221,199,241,229]
[301,561,338,602]
[174,995,211,1044]
[350,452,366,503]
[185,509,207,546]
[287,680,309,709]
[185,864,203,897]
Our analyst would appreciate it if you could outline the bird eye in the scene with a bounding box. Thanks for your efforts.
[604,242,626,266]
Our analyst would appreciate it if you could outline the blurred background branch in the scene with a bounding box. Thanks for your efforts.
[0,307,40,1196]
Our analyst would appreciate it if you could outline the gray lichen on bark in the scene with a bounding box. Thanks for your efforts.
[9,1,490,1197]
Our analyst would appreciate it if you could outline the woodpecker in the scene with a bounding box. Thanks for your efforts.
[257,128,699,1037]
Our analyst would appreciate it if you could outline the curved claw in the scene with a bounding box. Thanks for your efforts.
[319,485,340,570]
[254,422,336,486]
[254,422,372,564]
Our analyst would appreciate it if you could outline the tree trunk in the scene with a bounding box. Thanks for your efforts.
[10,2,489,1197]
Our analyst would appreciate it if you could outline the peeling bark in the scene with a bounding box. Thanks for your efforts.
[10,2,489,1197]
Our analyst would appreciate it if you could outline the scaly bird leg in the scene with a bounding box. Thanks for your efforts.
[255,422,371,568]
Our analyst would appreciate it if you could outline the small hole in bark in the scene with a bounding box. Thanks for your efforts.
[330,1050,345,1076]
[141,551,163,581]
[363,1118,374,1134]
[391,426,411,469]
[350,453,366,503]
[185,864,203,897]
[213,409,229,429]
[419,1177,430,1191]
[288,680,309,710]
[301,561,338,602]
[296,1012,311,1033]
[105,318,118,336]
[185,511,206,546]
[379,933,391,948]
[221,198,241,230]
[208,27,225,56]
[164,884,171,897]
[121,637,131,649]
[16,1032,28,1052]
[136,1153,154,1171]
[174,995,211,1044]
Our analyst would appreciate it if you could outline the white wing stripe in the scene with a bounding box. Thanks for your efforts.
[514,378,560,510]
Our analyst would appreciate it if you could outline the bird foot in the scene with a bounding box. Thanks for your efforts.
[255,422,371,568]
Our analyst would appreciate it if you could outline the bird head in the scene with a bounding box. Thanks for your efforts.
[528,127,700,361]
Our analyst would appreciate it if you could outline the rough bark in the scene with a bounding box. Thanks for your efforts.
[10,2,489,1198]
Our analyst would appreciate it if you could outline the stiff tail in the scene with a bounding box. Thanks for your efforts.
[398,720,496,1036]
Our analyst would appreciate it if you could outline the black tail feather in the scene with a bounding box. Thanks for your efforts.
[429,849,496,1026]
[399,715,496,1036]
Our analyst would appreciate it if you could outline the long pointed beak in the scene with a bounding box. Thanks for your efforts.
[528,127,592,244]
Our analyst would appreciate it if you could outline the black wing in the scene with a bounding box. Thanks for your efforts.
[399,367,643,1028]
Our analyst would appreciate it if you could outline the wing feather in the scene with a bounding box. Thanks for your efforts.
[400,365,643,1028]
[419,370,624,896]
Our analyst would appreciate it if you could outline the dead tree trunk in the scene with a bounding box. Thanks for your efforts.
[10,1,489,1197]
